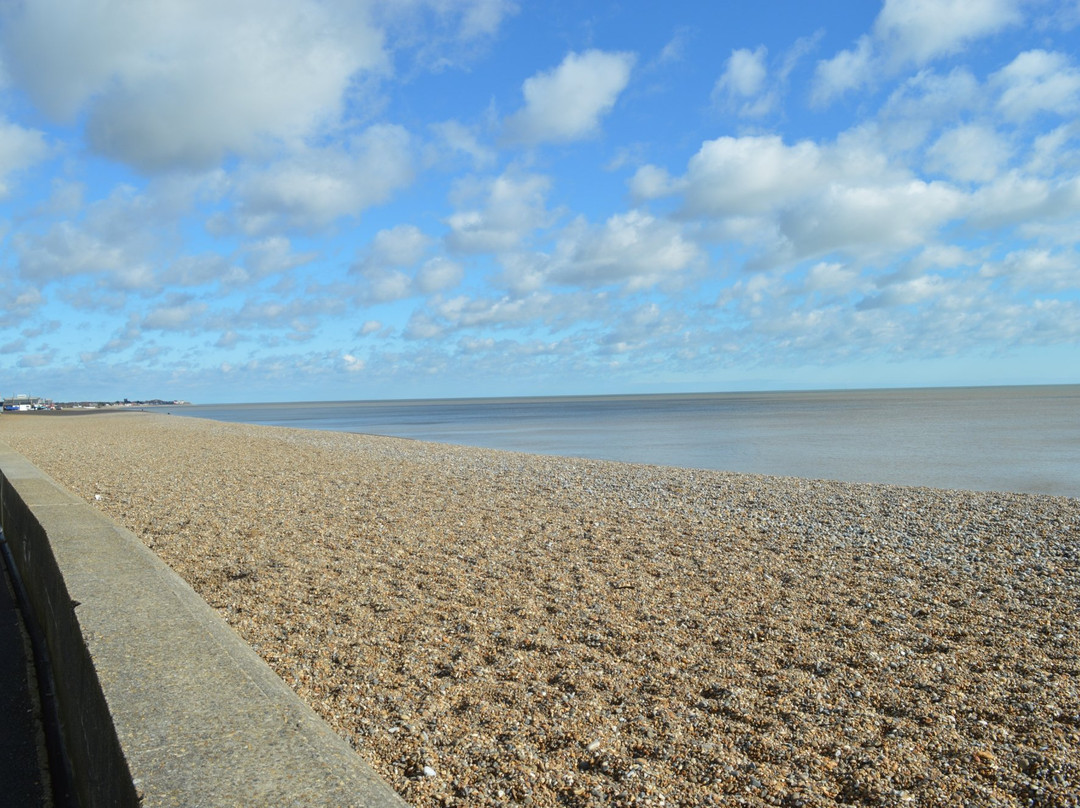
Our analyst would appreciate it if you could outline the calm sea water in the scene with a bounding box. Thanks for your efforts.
[157,386,1080,497]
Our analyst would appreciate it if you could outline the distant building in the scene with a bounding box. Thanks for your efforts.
[3,395,50,411]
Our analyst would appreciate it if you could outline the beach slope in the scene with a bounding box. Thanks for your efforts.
[2,412,1076,807]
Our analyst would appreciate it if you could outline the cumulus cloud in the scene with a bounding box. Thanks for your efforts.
[804,262,863,296]
[713,46,775,117]
[0,118,48,196]
[160,254,247,288]
[856,273,953,310]
[18,351,54,368]
[0,283,44,329]
[503,50,635,144]
[342,353,365,372]
[243,237,319,279]
[142,299,208,331]
[966,171,1080,229]
[360,257,464,303]
[354,226,462,302]
[810,36,875,106]
[431,120,497,168]
[992,50,1080,121]
[877,68,985,148]
[634,133,967,269]
[663,135,828,216]
[548,210,703,291]
[812,0,1022,105]
[357,224,433,272]
[359,320,383,336]
[416,257,465,293]
[0,0,386,173]
[628,165,680,200]
[362,269,413,303]
[446,171,552,253]
[718,46,767,97]
[425,291,572,331]
[373,0,518,70]
[874,0,1022,67]
[773,180,964,265]
[926,124,1012,182]
[8,182,204,295]
[230,125,416,233]
[980,247,1080,291]
[13,222,152,287]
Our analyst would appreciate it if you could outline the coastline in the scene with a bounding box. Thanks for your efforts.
[2,412,1077,806]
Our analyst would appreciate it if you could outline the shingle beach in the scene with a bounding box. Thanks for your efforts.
[2,411,1077,807]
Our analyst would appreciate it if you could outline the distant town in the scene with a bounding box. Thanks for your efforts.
[2,394,189,412]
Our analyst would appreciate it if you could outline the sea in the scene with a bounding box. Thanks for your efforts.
[155,385,1080,498]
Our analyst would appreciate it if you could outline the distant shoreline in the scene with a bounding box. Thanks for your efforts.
[154,387,1080,498]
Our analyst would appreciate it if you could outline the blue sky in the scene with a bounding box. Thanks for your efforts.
[1,0,1078,403]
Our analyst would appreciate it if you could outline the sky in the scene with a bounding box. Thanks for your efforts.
[1,0,1078,404]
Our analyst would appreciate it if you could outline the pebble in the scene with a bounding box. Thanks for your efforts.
[3,411,1078,808]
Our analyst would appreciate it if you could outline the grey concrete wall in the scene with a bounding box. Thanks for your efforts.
[0,441,408,808]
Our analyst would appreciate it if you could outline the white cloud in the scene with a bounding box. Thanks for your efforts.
[426,291,574,331]
[677,135,827,216]
[431,120,497,168]
[965,171,1080,229]
[359,320,383,336]
[654,29,691,66]
[360,224,433,270]
[215,330,242,349]
[416,257,465,293]
[877,68,985,150]
[161,254,246,287]
[503,50,635,144]
[373,0,518,72]
[980,247,1079,291]
[549,210,703,291]
[858,273,954,309]
[926,124,1012,182]
[18,351,54,368]
[804,262,862,295]
[355,231,462,301]
[713,46,774,117]
[446,171,552,253]
[874,0,1022,67]
[243,237,319,278]
[364,270,413,303]
[0,118,48,196]
[637,133,967,270]
[812,0,1022,106]
[628,165,679,200]
[718,46,767,96]
[403,310,447,340]
[231,125,415,233]
[1024,123,1080,176]
[232,294,346,332]
[775,180,964,263]
[992,50,1080,121]
[142,299,208,330]
[0,283,44,329]
[453,0,518,39]
[1,0,385,173]
[14,222,147,284]
[811,36,874,106]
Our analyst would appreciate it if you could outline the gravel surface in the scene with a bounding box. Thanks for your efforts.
[2,411,1078,807]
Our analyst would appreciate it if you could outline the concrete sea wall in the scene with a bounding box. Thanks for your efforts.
[0,440,406,808]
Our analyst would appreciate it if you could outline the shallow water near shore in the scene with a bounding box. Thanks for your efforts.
[160,384,1080,497]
